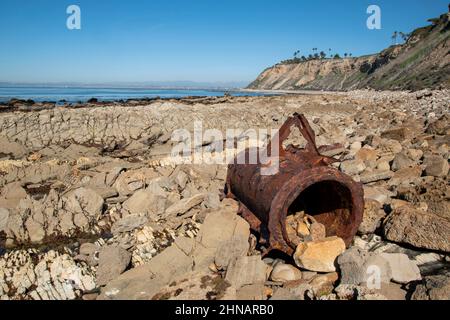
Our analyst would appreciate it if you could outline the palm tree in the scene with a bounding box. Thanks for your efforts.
[344,53,348,58]
[399,32,408,42]
[392,31,398,45]
[319,51,326,59]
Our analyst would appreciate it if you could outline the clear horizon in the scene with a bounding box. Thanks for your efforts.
[0,0,447,84]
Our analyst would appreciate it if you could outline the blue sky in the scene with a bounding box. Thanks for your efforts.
[0,0,447,84]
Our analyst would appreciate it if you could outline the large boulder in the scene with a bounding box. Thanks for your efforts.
[383,206,450,253]
[96,246,132,286]
[293,236,346,272]
[412,274,450,300]
[337,247,392,286]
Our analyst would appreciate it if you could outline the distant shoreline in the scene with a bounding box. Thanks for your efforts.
[239,88,338,95]
[0,87,276,104]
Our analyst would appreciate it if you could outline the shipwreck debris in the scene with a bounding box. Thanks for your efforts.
[226,113,364,256]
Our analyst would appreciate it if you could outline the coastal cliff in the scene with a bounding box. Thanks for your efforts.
[248,13,450,91]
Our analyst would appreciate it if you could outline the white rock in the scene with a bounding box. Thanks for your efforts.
[380,253,422,284]
[270,263,302,282]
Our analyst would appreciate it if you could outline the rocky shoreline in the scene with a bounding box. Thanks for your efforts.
[0,89,449,300]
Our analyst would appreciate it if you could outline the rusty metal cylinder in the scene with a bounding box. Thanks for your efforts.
[226,113,364,256]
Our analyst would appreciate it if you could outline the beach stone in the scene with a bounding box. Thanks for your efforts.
[391,152,414,171]
[193,208,249,271]
[165,193,205,216]
[98,265,165,300]
[96,246,132,286]
[153,272,237,300]
[0,137,27,159]
[98,245,193,300]
[376,161,391,171]
[423,155,449,177]
[359,170,394,184]
[80,243,100,256]
[363,186,392,205]
[173,170,188,189]
[174,236,195,256]
[270,263,302,282]
[309,221,326,241]
[381,127,411,141]
[308,272,339,297]
[358,199,385,234]
[105,167,125,186]
[294,236,346,272]
[407,149,423,161]
[337,247,369,285]
[225,255,268,289]
[113,169,159,196]
[412,274,450,300]
[384,206,450,253]
[145,245,194,284]
[204,192,221,209]
[388,166,422,186]
[65,187,104,217]
[122,189,167,217]
[111,214,148,235]
[380,253,421,284]
[25,218,45,244]
[236,284,266,300]
[426,114,450,135]
[0,208,9,231]
[337,247,392,285]
[340,159,366,175]
[214,236,249,270]
[335,284,387,300]
[91,187,118,199]
[355,148,378,162]
[379,139,402,154]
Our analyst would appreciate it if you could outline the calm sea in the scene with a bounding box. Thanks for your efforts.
[0,86,267,103]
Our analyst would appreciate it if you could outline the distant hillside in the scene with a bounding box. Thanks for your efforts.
[248,13,450,91]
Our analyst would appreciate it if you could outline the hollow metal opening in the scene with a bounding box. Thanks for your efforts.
[287,180,353,239]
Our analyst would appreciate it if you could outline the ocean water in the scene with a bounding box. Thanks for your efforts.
[0,86,267,103]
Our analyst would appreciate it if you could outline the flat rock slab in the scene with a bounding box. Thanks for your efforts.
[380,253,421,284]
[225,255,268,289]
[383,206,450,253]
[99,244,194,300]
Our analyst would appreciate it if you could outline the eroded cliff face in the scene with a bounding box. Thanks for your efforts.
[248,56,376,91]
[248,13,450,91]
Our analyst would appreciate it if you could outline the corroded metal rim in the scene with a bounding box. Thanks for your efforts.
[268,167,364,255]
